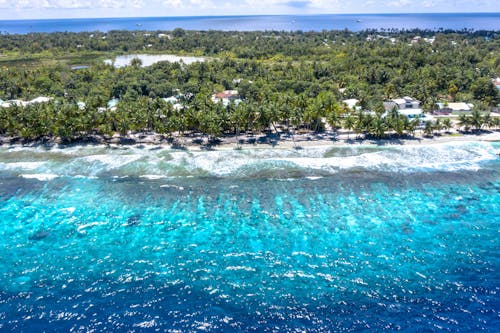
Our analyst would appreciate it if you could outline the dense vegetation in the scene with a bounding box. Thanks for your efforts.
[0,29,498,141]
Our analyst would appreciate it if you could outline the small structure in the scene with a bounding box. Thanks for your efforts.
[383,96,421,112]
[342,98,361,111]
[411,36,435,44]
[383,96,432,123]
[211,90,242,107]
[435,102,474,115]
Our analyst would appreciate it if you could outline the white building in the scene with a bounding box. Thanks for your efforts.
[211,90,242,107]
[384,96,421,112]
[342,98,361,111]
[435,102,474,114]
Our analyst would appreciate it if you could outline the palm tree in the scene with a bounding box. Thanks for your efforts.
[482,113,493,130]
[492,117,500,130]
[423,121,434,137]
[343,113,355,139]
[433,118,443,135]
[469,110,484,132]
[371,116,387,139]
[458,114,471,132]
[390,115,405,137]
[441,118,452,133]
[354,112,365,139]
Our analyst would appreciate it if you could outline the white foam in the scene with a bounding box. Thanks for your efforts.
[160,184,184,190]
[2,141,497,179]
[225,266,256,272]
[2,162,46,170]
[140,175,167,180]
[20,173,58,181]
[77,222,106,235]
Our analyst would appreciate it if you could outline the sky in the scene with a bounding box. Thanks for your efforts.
[0,0,498,20]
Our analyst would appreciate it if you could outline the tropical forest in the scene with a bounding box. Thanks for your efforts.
[0,28,499,142]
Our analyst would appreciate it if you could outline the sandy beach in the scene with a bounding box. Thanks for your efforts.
[1,130,500,151]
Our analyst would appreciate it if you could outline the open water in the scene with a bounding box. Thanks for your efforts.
[0,141,499,331]
[0,13,499,34]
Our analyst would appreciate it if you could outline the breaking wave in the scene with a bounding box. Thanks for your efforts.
[0,141,498,180]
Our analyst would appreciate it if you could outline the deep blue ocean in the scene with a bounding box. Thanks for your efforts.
[0,13,499,34]
[0,141,499,332]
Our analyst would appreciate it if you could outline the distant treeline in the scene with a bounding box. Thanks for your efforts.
[0,29,498,140]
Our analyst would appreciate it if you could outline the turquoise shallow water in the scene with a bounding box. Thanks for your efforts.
[0,141,499,331]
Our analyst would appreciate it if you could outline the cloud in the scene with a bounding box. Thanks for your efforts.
[1,0,499,19]
[162,0,215,9]
[244,0,342,11]
[387,0,411,7]
[6,0,146,9]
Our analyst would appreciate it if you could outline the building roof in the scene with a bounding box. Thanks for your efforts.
[398,108,423,117]
[30,97,52,104]
[436,102,473,111]
[214,90,239,99]
[163,96,178,104]
[342,98,361,111]
[383,101,398,111]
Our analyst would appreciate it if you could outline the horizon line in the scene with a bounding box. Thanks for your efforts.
[0,12,499,22]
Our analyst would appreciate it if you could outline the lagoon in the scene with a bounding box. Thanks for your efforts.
[0,141,499,331]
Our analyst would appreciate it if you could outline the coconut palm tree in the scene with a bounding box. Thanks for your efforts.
[458,114,471,132]
[371,116,387,139]
[423,121,434,137]
[433,118,443,135]
[441,118,452,133]
[343,113,355,139]
[469,110,484,132]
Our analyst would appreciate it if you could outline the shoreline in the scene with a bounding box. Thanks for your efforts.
[1,130,499,151]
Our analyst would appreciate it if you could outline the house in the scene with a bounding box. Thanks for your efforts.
[435,102,474,115]
[342,98,361,111]
[411,36,435,44]
[383,96,432,123]
[211,90,242,107]
[411,36,421,44]
[383,96,421,112]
